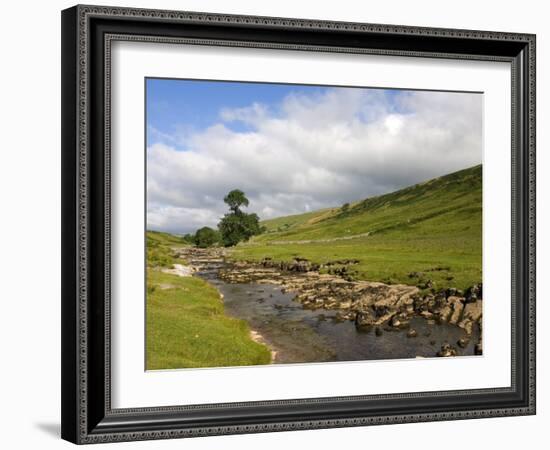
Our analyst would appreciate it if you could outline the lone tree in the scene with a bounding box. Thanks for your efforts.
[223,189,249,214]
[194,226,220,248]
[218,189,261,247]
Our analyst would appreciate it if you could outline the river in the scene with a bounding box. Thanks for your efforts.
[194,259,480,364]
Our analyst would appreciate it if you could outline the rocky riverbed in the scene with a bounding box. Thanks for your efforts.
[173,247,483,360]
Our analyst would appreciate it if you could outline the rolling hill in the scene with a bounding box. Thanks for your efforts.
[231,165,482,291]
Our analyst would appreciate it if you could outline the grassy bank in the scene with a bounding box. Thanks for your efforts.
[231,165,482,292]
[146,232,272,369]
[147,230,189,268]
[147,270,272,369]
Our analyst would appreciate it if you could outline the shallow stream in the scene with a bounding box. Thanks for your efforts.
[196,261,479,364]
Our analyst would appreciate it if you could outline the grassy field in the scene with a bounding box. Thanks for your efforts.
[231,165,482,292]
[146,270,272,369]
[146,231,272,369]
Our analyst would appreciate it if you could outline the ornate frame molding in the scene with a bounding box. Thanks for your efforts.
[61,4,536,444]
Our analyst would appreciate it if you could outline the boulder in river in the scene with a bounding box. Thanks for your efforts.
[389,314,405,329]
[355,311,374,331]
[474,341,483,355]
[448,296,465,325]
[457,300,482,336]
[407,329,418,338]
[437,343,458,357]
[465,283,482,303]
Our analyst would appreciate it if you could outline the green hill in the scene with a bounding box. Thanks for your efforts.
[231,165,482,291]
[146,230,189,268]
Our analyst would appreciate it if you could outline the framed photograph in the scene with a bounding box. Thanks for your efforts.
[61,4,536,444]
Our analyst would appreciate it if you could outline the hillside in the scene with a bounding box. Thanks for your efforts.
[146,230,189,268]
[231,165,482,291]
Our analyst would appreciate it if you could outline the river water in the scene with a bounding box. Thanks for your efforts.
[196,262,480,364]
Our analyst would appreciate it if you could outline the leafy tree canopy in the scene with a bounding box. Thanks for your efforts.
[224,189,249,214]
[194,226,220,248]
[218,189,261,246]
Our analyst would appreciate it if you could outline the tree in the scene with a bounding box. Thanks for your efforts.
[218,189,261,246]
[218,212,261,247]
[193,226,220,248]
[223,189,249,214]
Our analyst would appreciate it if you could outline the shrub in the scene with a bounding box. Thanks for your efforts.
[194,227,220,248]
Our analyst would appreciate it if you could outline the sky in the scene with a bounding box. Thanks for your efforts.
[146,78,482,234]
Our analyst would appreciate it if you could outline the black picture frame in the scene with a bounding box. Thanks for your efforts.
[61,4,536,444]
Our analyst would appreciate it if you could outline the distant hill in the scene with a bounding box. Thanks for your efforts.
[233,165,482,291]
[258,165,481,243]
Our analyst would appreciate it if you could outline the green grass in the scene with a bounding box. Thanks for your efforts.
[261,207,337,233]
[147,229,189,246]
[147,230,189,268]
[231,165,482,292]
[147,270,272,369]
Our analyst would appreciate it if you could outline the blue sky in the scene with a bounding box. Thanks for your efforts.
[146,78,482,234]
[146,78,407,149]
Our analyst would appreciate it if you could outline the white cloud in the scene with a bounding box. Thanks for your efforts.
[147,88,482,233]
[219,102,268,125]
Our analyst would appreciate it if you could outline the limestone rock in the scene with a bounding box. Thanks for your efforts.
[437,343,457,357]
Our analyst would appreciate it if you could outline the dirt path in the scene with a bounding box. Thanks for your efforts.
[266,231,371,245]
